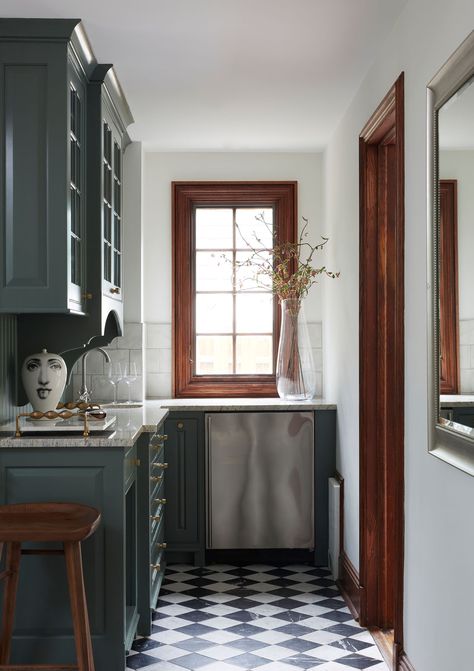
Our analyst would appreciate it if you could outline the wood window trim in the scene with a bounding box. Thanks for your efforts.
[439,179,459,394]
[172,181,297,398]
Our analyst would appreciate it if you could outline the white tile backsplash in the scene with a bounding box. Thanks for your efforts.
[143,320,324,398]
[146,323,172,349]
[147,372,172,398]
[110,322,143,350]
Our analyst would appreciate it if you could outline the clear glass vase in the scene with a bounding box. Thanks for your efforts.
[276,298,316,400]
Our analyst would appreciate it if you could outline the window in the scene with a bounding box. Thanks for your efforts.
[173,182,297,397]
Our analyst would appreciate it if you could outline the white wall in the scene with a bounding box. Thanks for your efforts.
[142,152,327,397]
[324,3,474,670]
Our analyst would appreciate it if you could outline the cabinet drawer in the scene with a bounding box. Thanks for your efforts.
[150,476,165,503]
[150,445,164,465]
[149,471,165,494]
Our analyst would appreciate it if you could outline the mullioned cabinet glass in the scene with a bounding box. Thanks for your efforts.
[0,20,88,314]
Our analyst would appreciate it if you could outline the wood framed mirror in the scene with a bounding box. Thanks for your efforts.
[428,30,474,476]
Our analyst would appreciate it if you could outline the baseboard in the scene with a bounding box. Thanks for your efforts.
[337,550,361,620]
[398,649,416,671]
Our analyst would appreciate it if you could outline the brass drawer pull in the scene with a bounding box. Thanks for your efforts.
[150,475,163,482]
[152,462,168,469]
[150,515,161,522]
[150,433,168,448]
[157,542,167,549]
[150,563,161,571]
[154,498,167,505]
[110,286,121,294]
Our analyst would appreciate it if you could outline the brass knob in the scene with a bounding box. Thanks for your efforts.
[150,563,161,571]
[154,498,167,505]
[177,422,184,429]
[150,475,163,482]
[152,462,168,469]
[157,542,167,549]
[110,287,120,294]
[150,515,161,521]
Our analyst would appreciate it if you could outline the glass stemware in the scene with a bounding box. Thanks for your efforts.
[122,362,138,404]
[105,361,122,404]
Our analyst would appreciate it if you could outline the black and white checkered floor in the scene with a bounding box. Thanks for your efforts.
[127,564,387,671]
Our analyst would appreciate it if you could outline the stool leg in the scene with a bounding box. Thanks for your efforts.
[0,542,21,664]
[64,541,95,671]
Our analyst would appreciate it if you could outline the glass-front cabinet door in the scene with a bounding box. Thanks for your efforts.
[102,110,123,303]
[68,65,86,312]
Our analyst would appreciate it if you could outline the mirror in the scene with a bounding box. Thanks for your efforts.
[428,31,474,475]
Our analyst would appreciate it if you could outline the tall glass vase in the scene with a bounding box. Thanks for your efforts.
[276,298,316,400]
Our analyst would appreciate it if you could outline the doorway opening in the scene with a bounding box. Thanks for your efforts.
[359,73,405,670]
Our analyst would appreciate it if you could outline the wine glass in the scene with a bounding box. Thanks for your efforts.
[104,361,122,404]
[122,362,138,404]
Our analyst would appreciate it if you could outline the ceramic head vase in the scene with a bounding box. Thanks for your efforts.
[21,349,67,412]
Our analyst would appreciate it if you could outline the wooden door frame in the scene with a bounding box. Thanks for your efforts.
[359,73,405,668]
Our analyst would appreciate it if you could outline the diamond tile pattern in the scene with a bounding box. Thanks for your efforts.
[127,565,387,671]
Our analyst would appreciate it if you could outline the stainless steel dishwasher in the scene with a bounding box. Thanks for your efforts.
[206,412,314,549]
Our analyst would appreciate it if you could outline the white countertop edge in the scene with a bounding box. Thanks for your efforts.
[440,395,474,407]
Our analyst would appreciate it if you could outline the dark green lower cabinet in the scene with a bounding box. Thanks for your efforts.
[137,426,167,636]
[162,410,336,568]
[0,445,138,671]
[164,413,206,565]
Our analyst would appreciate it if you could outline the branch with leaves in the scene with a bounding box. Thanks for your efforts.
[230,213,340,305]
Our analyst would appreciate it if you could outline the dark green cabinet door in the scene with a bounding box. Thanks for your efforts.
[0,23,86,314]
[164,416,204,554]
[452,408,474,428]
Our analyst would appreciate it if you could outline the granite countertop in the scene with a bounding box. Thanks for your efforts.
[0,397,336,448]
[159,398,337,411]
[0,402,169,448]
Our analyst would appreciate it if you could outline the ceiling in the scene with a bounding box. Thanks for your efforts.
[1,0,408,150]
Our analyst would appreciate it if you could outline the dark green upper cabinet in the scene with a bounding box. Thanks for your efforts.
[0,19,91,314]
[87,64,133,335]
[0,20,134,399]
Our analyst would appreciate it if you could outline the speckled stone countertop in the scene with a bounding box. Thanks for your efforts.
[159,398,336,411]
[0,398,336,448]
[0,402,169,448]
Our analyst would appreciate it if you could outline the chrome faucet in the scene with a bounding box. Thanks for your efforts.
[78,347,111,403]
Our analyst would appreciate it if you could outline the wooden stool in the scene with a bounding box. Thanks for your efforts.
[0,502,101,671]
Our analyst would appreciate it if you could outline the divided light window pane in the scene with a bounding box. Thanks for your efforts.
[194,206,274,376]
[195,209,233,249]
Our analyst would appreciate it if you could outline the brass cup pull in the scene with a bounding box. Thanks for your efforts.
[82,292,93,300]
[152,462,168,469]
[150,515,161,521]
[157,542,167,549]
[150,563,161,571]
[110,286,121,294]
[154,498,167,505]
[150,475,163,482]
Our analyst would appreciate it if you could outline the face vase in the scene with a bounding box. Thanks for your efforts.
[21,349,67,413]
